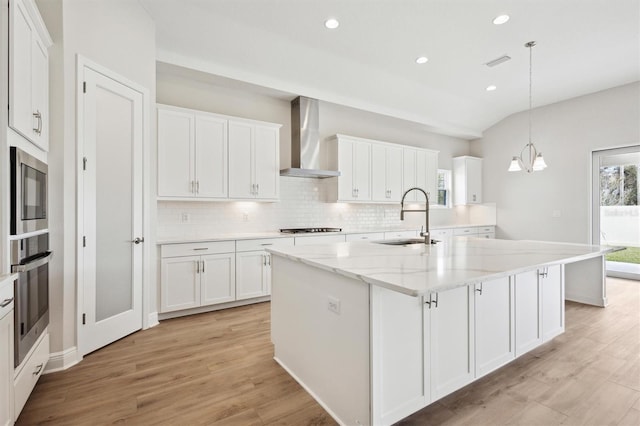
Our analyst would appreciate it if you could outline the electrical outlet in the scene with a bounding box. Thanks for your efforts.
[180,213,190,223]
[328,296,341,314]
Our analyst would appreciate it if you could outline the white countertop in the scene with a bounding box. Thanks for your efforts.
[266,238,616,297]
[156,224,496,245]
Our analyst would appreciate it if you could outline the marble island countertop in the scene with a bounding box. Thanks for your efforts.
[266,238,618,297]
[156,223,495,245]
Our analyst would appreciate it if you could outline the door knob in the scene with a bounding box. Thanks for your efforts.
[132,237,145,244]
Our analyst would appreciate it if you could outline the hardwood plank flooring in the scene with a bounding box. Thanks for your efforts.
[17,278,639,425]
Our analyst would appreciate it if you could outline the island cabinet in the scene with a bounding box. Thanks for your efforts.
[9,0,52,151]
[160,241,236,313]
[157,106,228,199]
[371,144,403,202]
[228,120,280,200]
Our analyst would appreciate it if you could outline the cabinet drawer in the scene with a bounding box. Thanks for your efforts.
[384,230,417,240]
[294,234,346,245]
[161,241,235,258]
[345,232,385,242]
[236,237,294,252]
[0,276,15,320]
[453,227,479,236]
[478,232,495,239]
[430,229,452,239]
[15,332,49,418]
[477,226,495,234]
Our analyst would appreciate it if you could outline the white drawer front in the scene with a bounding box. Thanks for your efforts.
[454,227,479,236]
[236,237,294,252]
[477,226,495,234]
[15,332,49,418]
[478,232,496,239]
[295,234,346,245]
[0,277,15,320]
[161,241,235,258]
[430,229,453,239]
[345,232,385,242]
[384,230,417,240]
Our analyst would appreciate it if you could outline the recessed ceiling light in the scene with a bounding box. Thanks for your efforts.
[486,85,497,91]
[493,14,510,25]
[324,18,339,29]
[415,56,429,64]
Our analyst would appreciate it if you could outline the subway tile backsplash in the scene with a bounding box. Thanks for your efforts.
[157,177,495,239]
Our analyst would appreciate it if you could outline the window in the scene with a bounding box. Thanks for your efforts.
[436,169,451,208]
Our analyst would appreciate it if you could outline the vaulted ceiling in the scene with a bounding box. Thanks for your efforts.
[140,0,640,139]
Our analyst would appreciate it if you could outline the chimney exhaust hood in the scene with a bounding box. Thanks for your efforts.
[280,96,340,178]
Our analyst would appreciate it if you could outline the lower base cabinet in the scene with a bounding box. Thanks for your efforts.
[14,332,49,420]
[0,283,14,426]
[235,251,270,300]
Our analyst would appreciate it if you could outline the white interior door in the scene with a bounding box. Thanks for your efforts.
[79,63,144,356]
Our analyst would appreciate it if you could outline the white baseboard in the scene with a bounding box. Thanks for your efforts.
[45,346,80,373]
[565,294,607,307]
[158,297,270,321]
[147,311,159,329]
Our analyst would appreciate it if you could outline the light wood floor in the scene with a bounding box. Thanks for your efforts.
[17,278,639,425]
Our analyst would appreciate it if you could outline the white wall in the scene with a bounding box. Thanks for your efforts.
[470,82,640,243]
[38,0,156,359]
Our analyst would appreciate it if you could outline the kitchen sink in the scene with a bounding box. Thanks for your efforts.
[374,238,440,246]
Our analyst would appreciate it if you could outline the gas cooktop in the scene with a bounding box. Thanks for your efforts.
[279,227,342,234]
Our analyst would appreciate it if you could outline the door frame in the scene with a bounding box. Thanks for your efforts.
[590,143,640,280]
[76,55,152,359]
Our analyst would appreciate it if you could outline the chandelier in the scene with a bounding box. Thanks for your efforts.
[508,41,548,173]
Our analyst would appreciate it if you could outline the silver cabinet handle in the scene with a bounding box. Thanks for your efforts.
[196,180,200,194]
[193,247,209,251]
[251,183,255,195]
[476,283,483,295]
[256,183,259,195]
[33,363,43,375]
[191,180,195,194]
[432,293,439,308]
[33,110,42,134]
[263,254,267,266]
[0,298,13,308]
[196,260,200,274]
[201,260,205,273]
[267,255,271,266]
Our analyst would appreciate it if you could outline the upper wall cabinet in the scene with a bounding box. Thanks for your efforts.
[371,143,403,202]
[157,104,281,201]
[157,105,228,199]
[9,0,52,151]
[326,135,372,202]
[453,156,483,205]
[228,120,280,200]
[402,147,439,204]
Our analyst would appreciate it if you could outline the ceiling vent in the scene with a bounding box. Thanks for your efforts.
[485,55,511,67]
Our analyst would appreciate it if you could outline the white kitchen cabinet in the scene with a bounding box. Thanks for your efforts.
[541,265,564,341]
[236,238,294,300]
[327,135,372,202]
[160,242,236,313]
[474,277,515,377]
[452,156,483,205]
[514,270,542,356]
[9,0,52,151]
[372,144,403,202]
[14,332,48,420]
[228,120,280,200]
[0,277,15,426]
[157,105,228,199]
[402,148,439,203]
[430,228,453,242]
[345,232,385,242]
[428,286,475,400]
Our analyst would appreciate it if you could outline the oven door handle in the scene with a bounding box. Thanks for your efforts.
[12,251,53,273]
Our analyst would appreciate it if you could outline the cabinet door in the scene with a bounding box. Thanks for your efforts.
[9,0,34,141]
[402,149,417,201]
[337,139,356,200]
[475,277,515,377]
[430,286,475,400]
[200,253,236,306]
[228,121,255,199]
[542,265,564,341]
[371,144,387,201]
[254,125,279,199]
[236,251,268,300]
[386,146,403,202]
[195,115,227,198]
[0,312,14,426]
[157,109,195,197]
[160,256,200,312]
[515,270,542,356]
[353,140,371,200]
[424,151,438,204]
[31,36,48,150]
[466,158,482,204]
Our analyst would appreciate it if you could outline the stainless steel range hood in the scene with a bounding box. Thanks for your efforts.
[280,96,340,178]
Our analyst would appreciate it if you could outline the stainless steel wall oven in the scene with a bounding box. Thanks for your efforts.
[11,233,51,367]
[10,147,48,235]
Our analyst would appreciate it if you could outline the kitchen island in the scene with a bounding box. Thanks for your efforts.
[267,237,616,426]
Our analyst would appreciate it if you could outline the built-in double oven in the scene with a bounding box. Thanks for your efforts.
[10,147,51,367]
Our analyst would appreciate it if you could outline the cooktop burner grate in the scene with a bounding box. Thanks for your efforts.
[279,227,342,234]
